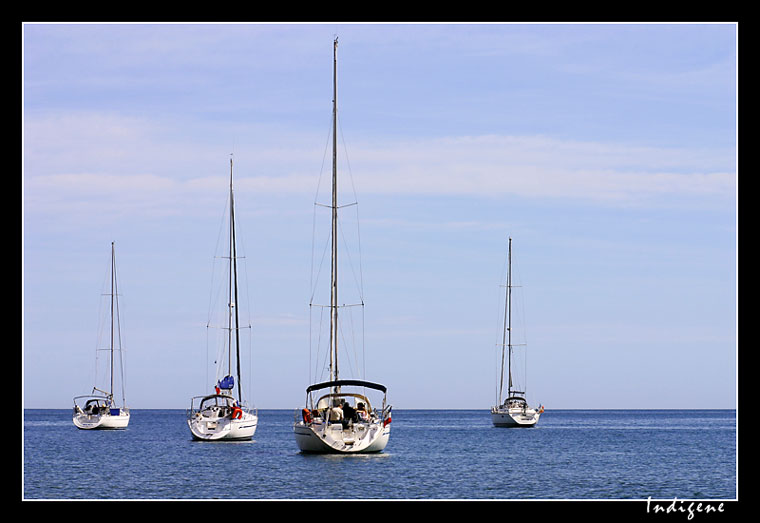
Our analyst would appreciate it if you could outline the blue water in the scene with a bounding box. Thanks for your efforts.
[23,409,736,500]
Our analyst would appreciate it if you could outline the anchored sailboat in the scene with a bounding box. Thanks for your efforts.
[491,237,543,427]
[187,157,258,441]
[293,38,392,453]
[73,242,131,430]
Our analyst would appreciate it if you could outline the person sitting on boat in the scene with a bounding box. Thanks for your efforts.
[356,402,369,422]
[341,400,356,427]
[329,403,343,424]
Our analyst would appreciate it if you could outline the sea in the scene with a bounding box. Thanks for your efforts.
[23,409,737,504]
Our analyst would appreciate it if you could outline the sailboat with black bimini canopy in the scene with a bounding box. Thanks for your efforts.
[293,38,392,453]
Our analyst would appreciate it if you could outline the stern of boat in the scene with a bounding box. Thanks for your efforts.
[294,405,391,454]
[187,395,258,441]
[72,397,129,430]
[294,416,389,454]
[491,405,541,427]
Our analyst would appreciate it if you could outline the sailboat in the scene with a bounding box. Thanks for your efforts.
[187,157,258,441]
[73,242,131,430]
[491,237,543,427]
[293,38,392,454]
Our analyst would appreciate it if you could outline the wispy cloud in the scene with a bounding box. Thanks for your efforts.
[348,134,735,203]
[24,111,735,225]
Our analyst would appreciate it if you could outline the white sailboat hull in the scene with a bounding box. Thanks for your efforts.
[294,420,390,454]
[491,406,540,427]
[188,411,258,441]
[73,409,130,430]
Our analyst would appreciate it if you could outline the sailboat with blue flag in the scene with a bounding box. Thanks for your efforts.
[187,157,258,441]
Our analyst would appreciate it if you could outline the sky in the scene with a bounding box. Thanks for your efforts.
[22,22,737,410]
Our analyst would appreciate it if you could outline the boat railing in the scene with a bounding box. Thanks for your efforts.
[382,405,392,426]
[295,408,321,425]
[296,405,389,427]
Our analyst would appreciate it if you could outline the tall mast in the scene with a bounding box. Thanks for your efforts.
[330,36,339,386]
[229,156,243,401]
[497,237,512,404]
[110,241,115,399]
[507,237,513,396]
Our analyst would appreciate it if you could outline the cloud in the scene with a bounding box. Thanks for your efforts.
[341,134,736,206]
[24,112,735,225]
